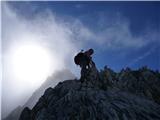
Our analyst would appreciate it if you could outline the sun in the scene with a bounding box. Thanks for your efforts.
[11,44,52,88]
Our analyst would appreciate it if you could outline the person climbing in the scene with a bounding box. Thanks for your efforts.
[74,48,95,82]
[84,48,95,67]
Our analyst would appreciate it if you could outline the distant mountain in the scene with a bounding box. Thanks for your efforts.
[3,106,23,120]
[25,69,76,108]
[19,66,160,120]
[3,69,76,120]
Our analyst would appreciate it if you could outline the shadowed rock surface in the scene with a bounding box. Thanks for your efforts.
[3,69,75,120]
[19,66,160,120]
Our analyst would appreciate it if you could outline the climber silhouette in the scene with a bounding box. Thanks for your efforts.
[74,48,95,82]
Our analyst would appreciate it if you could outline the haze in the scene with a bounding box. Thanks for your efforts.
[1,1,159,118]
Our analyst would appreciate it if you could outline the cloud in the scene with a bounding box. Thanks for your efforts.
[1,3,82,118]
[2,2,159,118]
[75,12,159,51]
[75,4,85,9]
[128,47,156,67]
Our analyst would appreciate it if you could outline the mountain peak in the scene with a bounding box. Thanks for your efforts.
[19,67,160,120]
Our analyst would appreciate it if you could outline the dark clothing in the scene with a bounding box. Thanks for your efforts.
[79,53,90,68]
[74,49,95,82]
[74,52,90,68]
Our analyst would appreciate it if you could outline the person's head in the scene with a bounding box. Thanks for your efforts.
[88,48,94,55]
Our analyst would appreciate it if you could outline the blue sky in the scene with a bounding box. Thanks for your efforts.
[1,1,160,117]
[4,1,160,71]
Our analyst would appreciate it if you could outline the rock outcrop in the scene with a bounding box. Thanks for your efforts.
[19,66,160,120]
[3,69,75,120]
[100,66,160,104]
[25,69,76,109]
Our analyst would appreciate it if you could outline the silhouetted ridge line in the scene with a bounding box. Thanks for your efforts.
[19,66,160,120]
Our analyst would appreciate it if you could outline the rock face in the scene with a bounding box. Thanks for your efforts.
[19,66,160,120]
[3,69,75,120]
[25,69,76,109]
[98,66,160,105]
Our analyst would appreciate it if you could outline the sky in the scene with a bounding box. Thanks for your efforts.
[1,1,160,118]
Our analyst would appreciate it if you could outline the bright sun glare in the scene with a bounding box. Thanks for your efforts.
[11,44,52,88]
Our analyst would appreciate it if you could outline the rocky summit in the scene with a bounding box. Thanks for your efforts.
[19,66,160,120]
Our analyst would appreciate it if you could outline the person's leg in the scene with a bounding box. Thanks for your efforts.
[80,66,86,82]
[80,55,90,82]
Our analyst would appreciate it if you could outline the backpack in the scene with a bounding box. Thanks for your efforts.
[74,52,90,65]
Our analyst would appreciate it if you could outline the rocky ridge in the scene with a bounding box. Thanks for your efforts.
[19,66,160,120]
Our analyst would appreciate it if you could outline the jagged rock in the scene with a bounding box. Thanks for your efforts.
[25,69,76,109]
[117,68,160,104]
[18,67,160,120]
[19,107,31,120]
[84,64,102,89]
[19,80,160,120]
[99,66,117,90]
